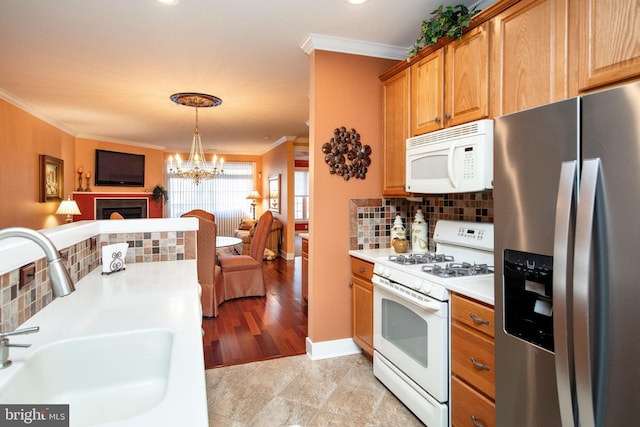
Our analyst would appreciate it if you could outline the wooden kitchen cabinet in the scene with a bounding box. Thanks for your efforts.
[350,256,374,356]
[381,69,412,197]
[412,23,489,135]
[489,0,570,116]
[301,236,308,302]
[451,292,496,427]
[576,0,640,91]
[452,376,496,427]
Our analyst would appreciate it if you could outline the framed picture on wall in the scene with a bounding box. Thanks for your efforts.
[39,155,64,202]
[269,174,280,213]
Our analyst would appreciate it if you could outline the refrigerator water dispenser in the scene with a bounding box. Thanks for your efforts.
[503,249,554,351]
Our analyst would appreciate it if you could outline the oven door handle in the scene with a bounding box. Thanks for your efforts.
[372,276,444,313]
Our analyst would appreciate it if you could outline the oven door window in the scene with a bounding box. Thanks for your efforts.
[381,298,428,368]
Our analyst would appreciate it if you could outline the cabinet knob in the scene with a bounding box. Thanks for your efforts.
[445,113,451,120]
[349,281,353,287]
[358,267,365,273]
[435,116,441,123]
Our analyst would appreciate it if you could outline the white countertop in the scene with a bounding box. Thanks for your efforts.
[349,248,495,306]
[0,260,207,427]
[0,218,199,276]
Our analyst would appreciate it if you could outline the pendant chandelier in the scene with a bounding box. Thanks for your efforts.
[167,92,224,185]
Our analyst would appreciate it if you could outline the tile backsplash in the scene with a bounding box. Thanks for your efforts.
[0,230,196,333]
[350,191,493,251]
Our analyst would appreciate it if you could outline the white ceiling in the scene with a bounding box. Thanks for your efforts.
[0,0,481,156]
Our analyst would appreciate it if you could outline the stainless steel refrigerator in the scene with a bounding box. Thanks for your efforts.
[493,81,640,427]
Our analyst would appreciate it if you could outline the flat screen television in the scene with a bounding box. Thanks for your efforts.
[95,149,145,187]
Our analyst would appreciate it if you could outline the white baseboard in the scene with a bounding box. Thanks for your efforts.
[305,337,362,360]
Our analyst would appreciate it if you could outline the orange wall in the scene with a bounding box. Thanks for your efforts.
[0,99,76,229]
[261,140,293,254]
[308,51,396,343]
[75,138,165,193]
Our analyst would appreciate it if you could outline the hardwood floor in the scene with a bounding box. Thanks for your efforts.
[202,256,308,369]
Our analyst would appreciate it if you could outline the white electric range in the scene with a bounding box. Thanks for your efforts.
[371,220,494,427]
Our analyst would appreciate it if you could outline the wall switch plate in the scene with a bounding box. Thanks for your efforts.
[19,263,36,289]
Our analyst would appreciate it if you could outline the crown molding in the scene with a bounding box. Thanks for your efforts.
[0,88,165,150]
[0,88,78,136]
[300,33,408,61]
[75,133,167,151]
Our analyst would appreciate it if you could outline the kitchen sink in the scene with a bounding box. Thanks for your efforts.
[0,329,174,427]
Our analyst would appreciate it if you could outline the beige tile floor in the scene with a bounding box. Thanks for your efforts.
[205,353,425,426]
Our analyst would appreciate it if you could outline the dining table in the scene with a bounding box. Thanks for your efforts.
[216,236,242,254]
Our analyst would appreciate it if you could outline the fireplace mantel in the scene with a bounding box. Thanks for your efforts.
[73,192,163,221]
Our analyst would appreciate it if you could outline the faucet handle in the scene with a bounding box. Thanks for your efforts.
[0,326,39,369]
[0,326,40,339]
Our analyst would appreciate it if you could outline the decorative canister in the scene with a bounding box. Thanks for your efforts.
[412,209,428,253]
[390,214,406,241]
[392,237,408,253]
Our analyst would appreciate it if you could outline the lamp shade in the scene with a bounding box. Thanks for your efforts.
[246,190,262,201]
[56,196,81,223]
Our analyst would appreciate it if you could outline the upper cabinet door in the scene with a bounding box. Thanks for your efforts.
[490,0,570,116]
[411,49,445,136]
[446,23,490,127]
[578,0,640,91]
[382,69,412,197]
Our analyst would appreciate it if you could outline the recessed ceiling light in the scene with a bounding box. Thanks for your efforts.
[156,0,179,5]
[348,0,368,4]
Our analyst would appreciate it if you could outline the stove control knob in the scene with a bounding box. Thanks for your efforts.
[420,281,433,294]
[374,264,390,278]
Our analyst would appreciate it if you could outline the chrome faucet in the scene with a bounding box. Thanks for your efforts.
[0,227,75,297]
[0,326,40,369]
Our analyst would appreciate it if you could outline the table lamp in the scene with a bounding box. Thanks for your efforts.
[56,196,81,223]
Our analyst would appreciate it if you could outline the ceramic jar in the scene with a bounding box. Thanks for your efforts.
[392,237,408,253]
[390,215,406,241]
[412,209,428,253]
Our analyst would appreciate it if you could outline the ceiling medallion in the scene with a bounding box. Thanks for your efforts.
[322,126,371,180]
[167,92,224,185]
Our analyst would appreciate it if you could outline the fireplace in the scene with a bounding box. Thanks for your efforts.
[95,198,148,219]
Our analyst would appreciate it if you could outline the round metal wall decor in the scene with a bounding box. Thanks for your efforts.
[322,127,371,180]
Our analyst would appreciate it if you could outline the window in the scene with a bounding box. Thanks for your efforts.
[294,170,309,221]
[167,162,255,236]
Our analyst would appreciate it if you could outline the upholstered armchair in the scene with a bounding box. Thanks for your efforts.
[219,210,274,300]
[234,218,282,258]
[181,209,224,317]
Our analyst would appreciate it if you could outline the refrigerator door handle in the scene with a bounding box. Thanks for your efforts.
[573,158,601,427]
[553,160,578,427]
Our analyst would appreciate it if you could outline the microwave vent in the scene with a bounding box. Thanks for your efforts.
[407,121,487,149]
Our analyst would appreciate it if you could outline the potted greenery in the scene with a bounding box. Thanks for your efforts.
[407,4,480,59]
[151,184,168,206]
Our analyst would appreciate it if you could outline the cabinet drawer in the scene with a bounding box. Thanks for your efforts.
[452,322,495,399]
[351,257,373,281]
[301,238,308,255]
[452,376,495,427]
[452,293,494,338]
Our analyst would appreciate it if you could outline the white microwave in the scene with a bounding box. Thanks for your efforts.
[405,119,494,194]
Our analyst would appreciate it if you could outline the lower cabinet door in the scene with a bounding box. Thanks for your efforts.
[451,376,495,427]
